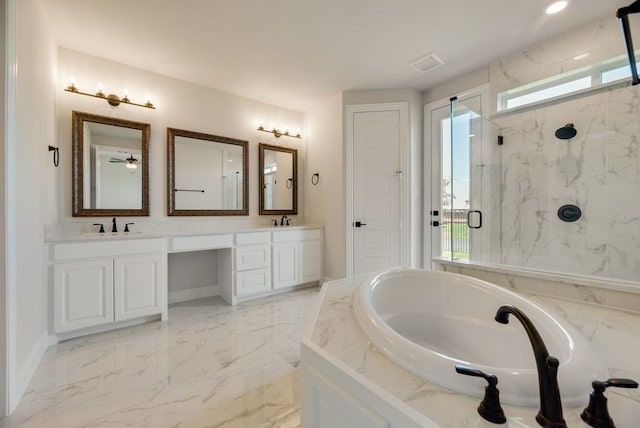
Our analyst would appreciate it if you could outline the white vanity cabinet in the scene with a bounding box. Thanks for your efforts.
[51,238,166,334]
[272,228,323,289]
[234,231,271,297]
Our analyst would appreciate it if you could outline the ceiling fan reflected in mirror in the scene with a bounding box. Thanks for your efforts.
[109,153,141,170]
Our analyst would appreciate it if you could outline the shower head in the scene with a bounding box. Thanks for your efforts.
[555,123,577,140]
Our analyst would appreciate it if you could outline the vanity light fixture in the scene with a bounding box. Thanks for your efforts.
[257,122,302,139]
[65,78,156,110]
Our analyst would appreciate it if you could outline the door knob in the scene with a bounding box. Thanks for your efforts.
[354,221,367,227]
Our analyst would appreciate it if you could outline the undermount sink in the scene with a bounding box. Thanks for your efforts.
[353,268,608,408]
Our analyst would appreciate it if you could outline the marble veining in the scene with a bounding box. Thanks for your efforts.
[1,288,319,428]
[491,81,640,282]
[307,275,640,427]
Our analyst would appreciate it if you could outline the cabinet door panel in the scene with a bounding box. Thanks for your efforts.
[272,243,298,289]
[114,254,165,321]
[300,240,322,284]
[54,259,114,333]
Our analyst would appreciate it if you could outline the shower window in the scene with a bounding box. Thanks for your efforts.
[497,53,640,112]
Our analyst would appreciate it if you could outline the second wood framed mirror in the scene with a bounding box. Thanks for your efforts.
[259,143,297,215]
[167,128,249,216]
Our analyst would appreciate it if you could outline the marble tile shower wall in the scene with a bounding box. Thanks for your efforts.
[487,15,640,283]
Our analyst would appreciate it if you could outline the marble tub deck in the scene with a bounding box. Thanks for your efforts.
[1,288,320,428]
[307,274,640,427]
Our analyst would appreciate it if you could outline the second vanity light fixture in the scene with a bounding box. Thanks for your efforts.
[257,121,302,139]
[65,77,156,110]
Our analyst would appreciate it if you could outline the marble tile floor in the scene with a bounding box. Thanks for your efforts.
[1,287,321,428]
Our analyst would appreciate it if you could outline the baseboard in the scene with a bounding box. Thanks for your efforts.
[13,333,48,413]
[168,284,220,304]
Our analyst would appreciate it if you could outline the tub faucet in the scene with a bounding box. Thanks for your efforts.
[112,217,117,233]
[280,215,288,226]
[495,305,566,428]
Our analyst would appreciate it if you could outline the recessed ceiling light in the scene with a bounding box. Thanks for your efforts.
[546,1,568,15]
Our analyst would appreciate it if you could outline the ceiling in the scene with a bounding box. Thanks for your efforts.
[41,0,629,111]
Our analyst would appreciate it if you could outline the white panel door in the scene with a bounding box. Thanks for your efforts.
[272,242,298,289]
[114,254,164,321]
[54,259,114,333]
[353,110,401,275]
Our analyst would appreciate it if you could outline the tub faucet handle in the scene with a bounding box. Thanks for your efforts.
[581,378,638,428]
[124,223,134,233]
[455,365,507,424]
[93,223,105,233]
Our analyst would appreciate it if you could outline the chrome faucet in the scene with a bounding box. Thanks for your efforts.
[280,215,288,226]
[495,305,566,428]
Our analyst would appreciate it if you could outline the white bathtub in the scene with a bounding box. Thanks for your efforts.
[353,268,608,408]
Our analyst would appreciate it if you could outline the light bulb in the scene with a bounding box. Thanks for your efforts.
[67,76,77,91]
[546,1,567,15]
[126,162,137,170]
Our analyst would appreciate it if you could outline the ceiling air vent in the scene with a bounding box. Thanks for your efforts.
[411,52,444,73]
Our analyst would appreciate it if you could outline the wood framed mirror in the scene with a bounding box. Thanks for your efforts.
[72,111,150,217]
[259,143,297,215]
[167,128,249,216]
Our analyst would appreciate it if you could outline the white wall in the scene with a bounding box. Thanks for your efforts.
[8,0,57,414]
[422,67,489,106]
[56,48,304,223]
[303,93,344,279]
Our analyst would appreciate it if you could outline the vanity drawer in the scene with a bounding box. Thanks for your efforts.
[170,234,233,252]
[236,268,271,296]
[235,244,270,271]
[272,228,322,242]
[235,231,271,246]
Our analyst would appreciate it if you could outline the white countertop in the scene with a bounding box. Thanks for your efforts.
[45,223,323,243]
[305,273,640,427]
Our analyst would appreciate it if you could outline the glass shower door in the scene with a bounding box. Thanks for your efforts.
[431,92,489,263]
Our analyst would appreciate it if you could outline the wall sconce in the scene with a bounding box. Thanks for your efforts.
[64,78,155,109]
[257,122,301,139]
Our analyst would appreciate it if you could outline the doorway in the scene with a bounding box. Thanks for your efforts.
[346,103,409,277]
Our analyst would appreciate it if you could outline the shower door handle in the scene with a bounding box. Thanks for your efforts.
[467,210,482,229]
